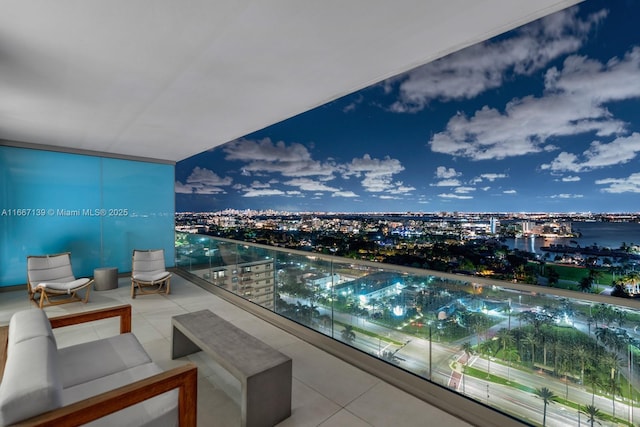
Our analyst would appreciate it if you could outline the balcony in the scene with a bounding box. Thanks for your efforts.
[4,234,639,426]
[176,234,640,427]
[0,271,469,426]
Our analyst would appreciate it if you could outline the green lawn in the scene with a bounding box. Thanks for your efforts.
[536,262,615,286]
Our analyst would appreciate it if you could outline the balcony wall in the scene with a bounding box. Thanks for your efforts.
[0,144,175,287]
[177,232,640,427]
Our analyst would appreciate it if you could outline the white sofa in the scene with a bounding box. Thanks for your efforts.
[0,305,197,426]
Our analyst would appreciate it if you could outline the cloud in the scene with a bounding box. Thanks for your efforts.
[389,7,607,112]
[480,173,507,181]
[223,138,337,177]
[455,186,476,194]
[174,181,196,194]
[393,183,416,194]
[431,179,461,187]
[175,167,233,194]
[242,189,286,197]
[248,180,272,189]
[550,193,584,198]
[342,154,405,192]
[333,191,359,198]
[503,190,517,194]
[541,132,640,172]
[435,166,460,179]
[223,139,409,197]
[596,173,640,193]
[561,176,581,182]
[438,193,473,200]
[283,178,340,192]
[234,180,308,198]
[343,95,364,113]
[471,173,508,184]
[429,46,640,161]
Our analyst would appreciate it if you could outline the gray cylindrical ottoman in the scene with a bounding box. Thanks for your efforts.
[94,267,118,291]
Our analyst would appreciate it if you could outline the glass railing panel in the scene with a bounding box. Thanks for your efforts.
[176,232,640,426]
[273,253,333,334]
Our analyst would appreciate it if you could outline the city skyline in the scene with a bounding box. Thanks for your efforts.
[176,0,640,214]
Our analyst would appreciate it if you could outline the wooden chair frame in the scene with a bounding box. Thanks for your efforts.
[131,249,171,298]
[0,305,197,427]
[26,253,93,309]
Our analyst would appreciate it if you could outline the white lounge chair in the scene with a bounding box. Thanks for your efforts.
[26,252,93,308]
[131,249,171,298]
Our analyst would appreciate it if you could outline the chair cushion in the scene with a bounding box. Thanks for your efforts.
[62,363,178,427]
[58,333,152,389]
[28,254,76,285]
[132,250,167,273]
[0,335,62,425]
[36,278,91,293]
[132,271,171,283]
[8,308,55,347]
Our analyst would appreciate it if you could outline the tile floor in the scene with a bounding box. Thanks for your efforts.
[0,275,470,427]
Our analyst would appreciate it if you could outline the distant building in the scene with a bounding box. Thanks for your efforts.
[519,220,573,237]
[489,217,499,234]
[624,281,640,296]
[206,259,275,309]
[306,273,341,290]
[334,272,405,303]
[198,244,276,309]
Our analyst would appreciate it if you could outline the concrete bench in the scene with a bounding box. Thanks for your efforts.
[171,310,292,427]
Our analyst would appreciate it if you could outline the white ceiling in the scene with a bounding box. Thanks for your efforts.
[0,0,581,163]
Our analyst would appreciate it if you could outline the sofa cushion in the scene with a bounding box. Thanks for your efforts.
[0,335,62,425]
[8,308,55,347]
[58,332,152,388]
[63,363,178,427]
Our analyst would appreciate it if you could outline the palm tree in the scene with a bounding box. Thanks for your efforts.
[588,268,602,287]
[603,353,622,417]
[478,339,496,378]
[540,327,554,366]
[614,307,627,328]
[535,387,557,427]
[595,327,617,350]
[317,314,332,330]
[573,345,588,385]
[501,305,513,330]
[593,303,615,327]
[341,325,356,345]
[579,276,593,292]
[524,331,536,365]
[460,341,474,394]
[496,328,514,361]
[504,347,519,382]
[461,341,474,362]
[580,404,602,427]
[517,310,536,326]
[585,367,602,405]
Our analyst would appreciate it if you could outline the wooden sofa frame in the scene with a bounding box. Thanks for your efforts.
[0,305,197,427]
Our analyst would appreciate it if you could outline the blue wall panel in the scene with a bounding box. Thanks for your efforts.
[0,146,175,287]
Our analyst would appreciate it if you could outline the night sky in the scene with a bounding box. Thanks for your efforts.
[176,0,640,213]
